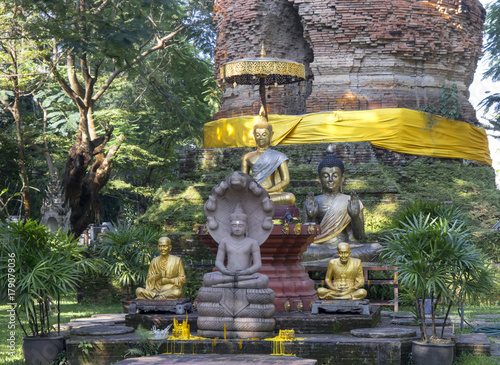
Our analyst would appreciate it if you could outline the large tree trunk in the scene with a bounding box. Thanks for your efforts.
[62,108,123,237]
[38,22,186,237]
[13,86,30,219]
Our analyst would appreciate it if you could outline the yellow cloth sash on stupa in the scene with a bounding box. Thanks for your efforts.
[203,108,492,166]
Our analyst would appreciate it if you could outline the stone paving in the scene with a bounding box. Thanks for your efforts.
[113,354,317,365]
[384,311,500,359]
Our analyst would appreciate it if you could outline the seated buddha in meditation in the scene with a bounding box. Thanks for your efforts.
[203,203,269,289]
[241,107,295,206]
[317,242,367,300]
[136,237,186,300]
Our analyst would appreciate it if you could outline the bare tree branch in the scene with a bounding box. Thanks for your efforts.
[92,0,111,14]
[67,53,85,99]
[92,24,189,102]
[39,49,84,108]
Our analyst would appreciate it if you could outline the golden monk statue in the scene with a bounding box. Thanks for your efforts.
[241,108,295,206]
[317,242,367,300]
[304,145,364,248]
[136,237,186,300]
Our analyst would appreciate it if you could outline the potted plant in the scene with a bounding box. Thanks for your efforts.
[0,219,103,365]
[380,207,496,365]
[96,224,162,312]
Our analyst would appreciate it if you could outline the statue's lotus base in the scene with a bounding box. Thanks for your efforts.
[311,299,372,315]
[129,298,192,315]
[197,287,275,339]
[197,317,275,339]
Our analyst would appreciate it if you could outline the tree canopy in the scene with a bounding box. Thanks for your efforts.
[0,0,218,233]
[480,0,500,136]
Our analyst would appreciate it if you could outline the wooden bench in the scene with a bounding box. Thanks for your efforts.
[362,263,398,311]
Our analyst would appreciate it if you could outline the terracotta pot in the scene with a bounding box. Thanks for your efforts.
[412,340,455,365]
[23,335,65,365]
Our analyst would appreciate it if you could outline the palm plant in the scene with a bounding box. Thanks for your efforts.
[0,219,102,337]
[380,211,496,342]
[96,224,163,299]
[390,200,466,229]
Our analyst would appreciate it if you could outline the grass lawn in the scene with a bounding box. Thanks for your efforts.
[0,293,121,365]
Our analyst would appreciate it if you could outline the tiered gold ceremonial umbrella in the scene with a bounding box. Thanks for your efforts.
[219,45,306,119]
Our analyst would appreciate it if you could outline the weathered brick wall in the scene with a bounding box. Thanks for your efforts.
[213,0,314,119]
[214,0,485,124]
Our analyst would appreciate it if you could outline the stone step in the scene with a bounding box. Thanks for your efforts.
[70,325,135,336]
[113,354,317,365]
[391,318,451,326]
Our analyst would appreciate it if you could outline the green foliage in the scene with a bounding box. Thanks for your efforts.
[471,230,500,263]
[419,84,460,133]
[455,352,500,365]
[483,1,500,83]
[77,273,122,304]
[94,36,219,224]
[0,293,120,364]
[78,340,94,355]
[480,1,500,137]
[390,200,466,229]
[139,183,209,231]
[381,211,497,342]
[0,220,104,337]
[181,242,214,297]
[377,158,500,230]
[0,0,218,231]
[34,89,79,137]
[53,350,68,365]
[365,270,396,301]
[124,325,167,358]
[183,264,212,300]
[96,224,164,298]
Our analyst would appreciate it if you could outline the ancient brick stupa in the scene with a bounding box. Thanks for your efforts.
[213,0,485,125]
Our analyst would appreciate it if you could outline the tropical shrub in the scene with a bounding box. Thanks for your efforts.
[381,211,497,342]
[390,200,466,229]
[96,224,163,299]
[0,220,102,337]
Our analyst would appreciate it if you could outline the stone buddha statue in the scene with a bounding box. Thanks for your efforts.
[197,171,276,339]
[241,107,295,206]
[203,203,269,289]
[135,237,186,300]
[317,242,367,300]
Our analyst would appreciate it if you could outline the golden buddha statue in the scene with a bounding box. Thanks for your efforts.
[136,237,186,300]
[241,107,295,206]
[317,242,367,300]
